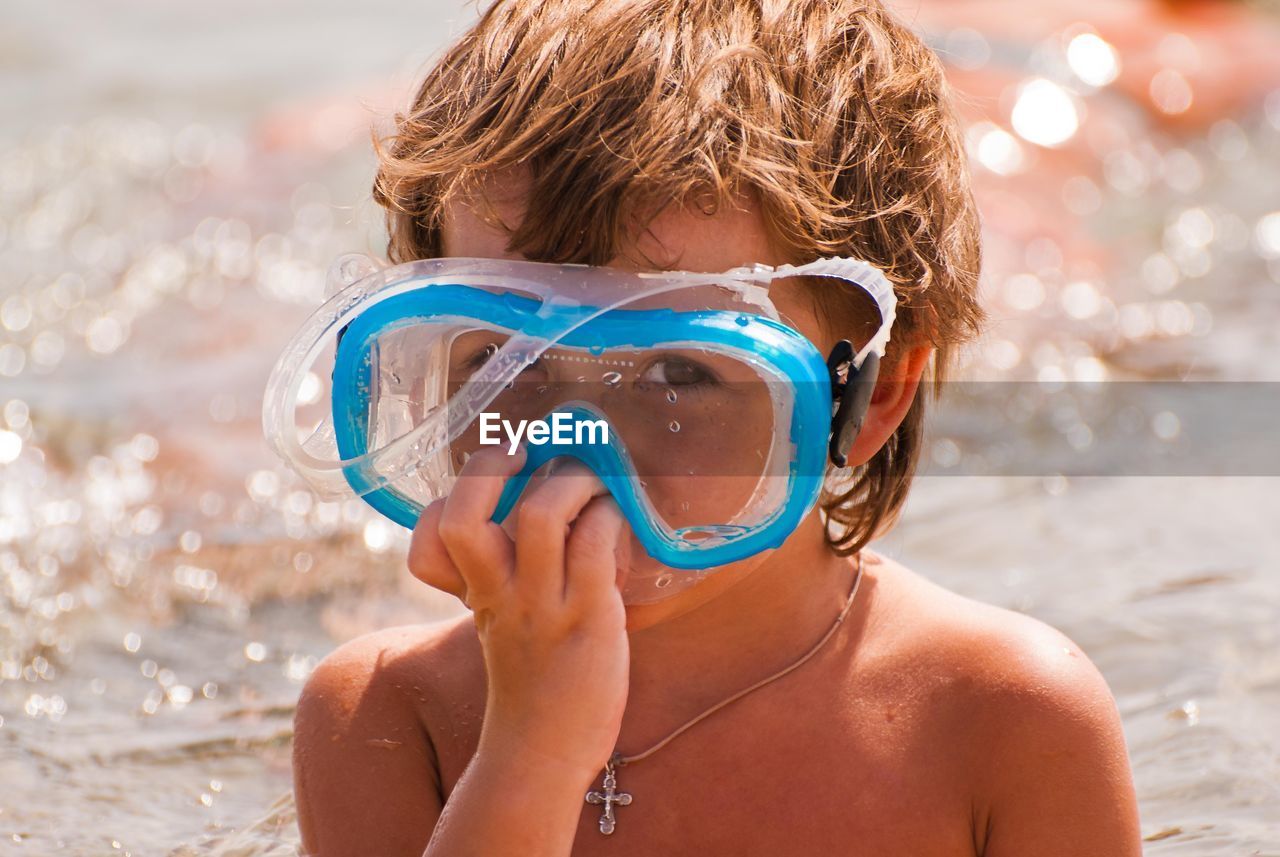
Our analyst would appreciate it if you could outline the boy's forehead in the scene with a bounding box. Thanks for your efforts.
[439,181,789,274]
[436,177,826,343]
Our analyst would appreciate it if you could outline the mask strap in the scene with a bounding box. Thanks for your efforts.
[825,342,880,468]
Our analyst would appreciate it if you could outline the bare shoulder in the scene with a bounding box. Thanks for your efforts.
[292,615,483,855]
[295,613,486,767]
[860,551,1140,853]
[298,613,482,725]
[862,550,1118,716]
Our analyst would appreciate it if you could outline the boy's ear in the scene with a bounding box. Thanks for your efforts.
[842,345,932,469]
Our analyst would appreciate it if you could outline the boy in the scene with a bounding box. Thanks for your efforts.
[289,1,1142,854]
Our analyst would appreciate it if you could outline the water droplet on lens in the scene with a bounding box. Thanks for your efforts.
[602,371,622,386]
[536,385,549,394]
[588,344,605,356]
[483,342,498,357]
[735,315,750,327]
[504,293,534,314]
[665,389,677,404]
[655,573,674,589]
[668,420,680,432]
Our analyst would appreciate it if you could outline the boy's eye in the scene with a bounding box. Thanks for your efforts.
[637,356,718,388]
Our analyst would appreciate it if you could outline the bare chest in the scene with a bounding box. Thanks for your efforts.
[432,685,977,857]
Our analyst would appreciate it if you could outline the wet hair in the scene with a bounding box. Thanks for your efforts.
[372,0,985,555]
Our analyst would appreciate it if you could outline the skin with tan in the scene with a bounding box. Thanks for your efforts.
[291,191,1143,857]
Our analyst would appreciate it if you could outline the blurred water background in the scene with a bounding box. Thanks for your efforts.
[1,0,1278,854]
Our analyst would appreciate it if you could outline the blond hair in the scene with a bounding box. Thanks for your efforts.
[373,0,985,554]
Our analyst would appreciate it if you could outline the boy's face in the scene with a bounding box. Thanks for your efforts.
[439,181,838,629]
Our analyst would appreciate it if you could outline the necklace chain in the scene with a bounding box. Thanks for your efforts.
[610,551,866,770]
[585,554,867,834]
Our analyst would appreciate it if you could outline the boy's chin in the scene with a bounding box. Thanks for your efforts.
[617,548,771,629]
[614,531,710,606]
[616,564,703,606]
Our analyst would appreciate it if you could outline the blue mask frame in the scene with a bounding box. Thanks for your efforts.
[331,284,833,570]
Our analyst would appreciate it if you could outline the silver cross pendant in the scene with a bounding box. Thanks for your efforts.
[585,755,632,835]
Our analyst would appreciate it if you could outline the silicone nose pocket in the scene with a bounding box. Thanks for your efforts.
[491,403,640,525]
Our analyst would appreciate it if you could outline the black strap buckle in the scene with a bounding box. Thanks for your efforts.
[826,341,880,468]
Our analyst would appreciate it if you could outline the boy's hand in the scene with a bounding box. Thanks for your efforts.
[407,446,630,780]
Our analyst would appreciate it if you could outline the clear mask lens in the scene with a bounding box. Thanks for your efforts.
[341,284,793,542]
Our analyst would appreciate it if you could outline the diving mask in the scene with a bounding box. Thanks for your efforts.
[263,254,896,581]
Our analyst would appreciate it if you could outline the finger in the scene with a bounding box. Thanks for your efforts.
[407,498,467,600]
[436,445,526,598]
[512,459,608,607]
[613,527,634,593]
[563,495,627,610]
